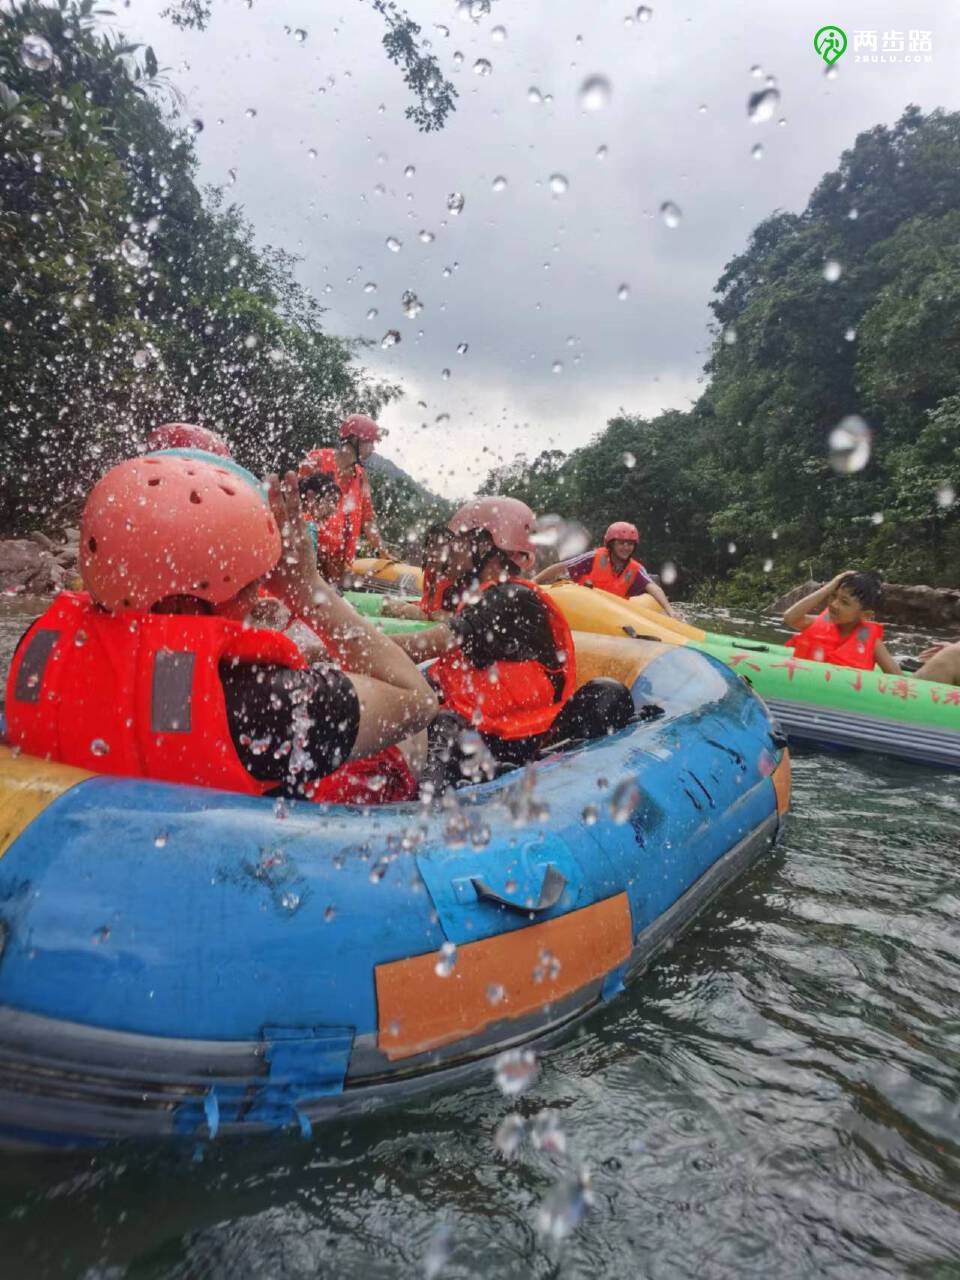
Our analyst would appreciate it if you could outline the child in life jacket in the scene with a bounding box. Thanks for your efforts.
[392,498,574,760]
[382,523,456,622]
[299,471,343,581]
[5,457,437,804]
[783,570,901,673]
[535,521,679,618]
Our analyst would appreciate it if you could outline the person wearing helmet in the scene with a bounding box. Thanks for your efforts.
[145,422,232,458]
[391,497,577,775]
[382,523,456,622]
[298,414,390,579]
[5,457,436,804]
[536,520,678,617]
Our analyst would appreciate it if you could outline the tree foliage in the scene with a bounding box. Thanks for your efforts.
[480,107,960,600]
[0,0,415,533]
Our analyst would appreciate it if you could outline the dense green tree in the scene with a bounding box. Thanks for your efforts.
[0,0,415,532]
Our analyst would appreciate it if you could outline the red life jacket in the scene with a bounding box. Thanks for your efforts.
[419,572,453,616]
[298,447,370,572]
[787,611,883,671]
[5,592,306,792]
[585,548,643,598]
[429,580,576,740]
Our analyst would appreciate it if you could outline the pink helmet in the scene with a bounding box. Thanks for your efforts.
[604,521,639,545]
[80,455,280,611]
[448,496,537,573]
[339,414,383,444]
[145,422,232,458]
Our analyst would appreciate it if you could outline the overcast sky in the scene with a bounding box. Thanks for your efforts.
[122,0,958,497]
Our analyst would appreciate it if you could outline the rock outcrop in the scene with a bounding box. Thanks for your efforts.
[0,529,79,596]
[769,581,960,630]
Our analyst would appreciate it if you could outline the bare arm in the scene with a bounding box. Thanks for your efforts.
[874,641,901,676]
[534,562,570,585]
[643,581,677,619]
[392,623,460,663]
[263,474,436,752]
[783,572,851,631]
[381,597,429,621]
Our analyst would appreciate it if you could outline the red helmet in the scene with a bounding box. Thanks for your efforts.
[80,455,280,611]
[338,414,382,444]
[448,496,537,573]
[145,422,232,458]
[604,521,639,545]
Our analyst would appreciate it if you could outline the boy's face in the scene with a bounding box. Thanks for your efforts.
[829,585,871,627]
[303,490,338,521]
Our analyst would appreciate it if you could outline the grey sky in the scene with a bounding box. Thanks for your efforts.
[124,0,958,497]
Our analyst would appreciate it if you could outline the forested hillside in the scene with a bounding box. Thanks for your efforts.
[481,107,960,602]
[0,0,413,533]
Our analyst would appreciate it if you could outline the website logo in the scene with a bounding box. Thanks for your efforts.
[814,25,848,66]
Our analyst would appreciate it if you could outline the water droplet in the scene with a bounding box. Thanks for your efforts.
[424,1222,453,1280]
[528,86,543,104]
[622,451,636,469]
[579,75,611,112]
[19,34,54,72]
[747,87,780,124]
[763,557,774,572]
[402,290,424,318]
[492,175,507,191]
[447,192,465,216]
[596,144,609,161]
[617,283,630,301]
[491,24,507,42]
[456,342,468,355]
[441,367,451,380]
[187,117,204,136]
[120,238,148,269]
[723,326,737,346]
[366,308,378,320]
[486,982,506,1005]
[847,207,859,221]
[636,5,653,21]
[661,560,677,585]
[381,329,401,349]
[870,511,884,526]
[386,236,402,252]
[494,1049,538,1096]
[418,229,435,244]
[323,904,336,922]
[154,831,168,849]
[750,64,763,78]
[307,146,317,159]
[494,1113,526,1158]
[659,200,681,228]
[280,892,300,911]
[549,173,569,195]
[610,776,640,823]
[244,106,257,119]
[93,925,111,945]
[434,940,457,977]
[698,103,708,114]
[728,541,737,554]
[227,167,237,185]
[364,281,378,293]
[90,738,110,758]
[936,483,956,509]
[823,258,842,283]
[828,415,872,474]
[751,143,764,161]
[452,50,464,67]
[844,326,856,342]
[552,360,563,375]
[293,27,307,43]
[535,1167,594,1241]
[473,57,492,76]
[530,1110,567,1154]
[582,801,599,825]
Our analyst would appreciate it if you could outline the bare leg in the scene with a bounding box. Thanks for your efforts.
[396,728,429,779]
[914,642,960,685]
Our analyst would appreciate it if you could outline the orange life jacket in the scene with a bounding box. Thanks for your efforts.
[584,548,643,598]
[298,447,370,573]
[429,580,575,740]
[5,592,306,792]
[787,611,883,671]
[420,572,452,616]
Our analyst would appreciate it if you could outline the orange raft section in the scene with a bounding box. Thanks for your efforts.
[375,891,633,1061]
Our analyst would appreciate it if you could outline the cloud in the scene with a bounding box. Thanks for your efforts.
[127,0,959,495]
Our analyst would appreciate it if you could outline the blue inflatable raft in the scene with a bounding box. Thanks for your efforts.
[0,632,789,1150]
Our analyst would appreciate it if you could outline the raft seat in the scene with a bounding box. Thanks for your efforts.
[569,630,665,692]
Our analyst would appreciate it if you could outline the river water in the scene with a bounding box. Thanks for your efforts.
[0,601,958,1279]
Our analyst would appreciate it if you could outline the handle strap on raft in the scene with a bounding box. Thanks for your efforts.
[621,625,665,643]
[470,864,567,914]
